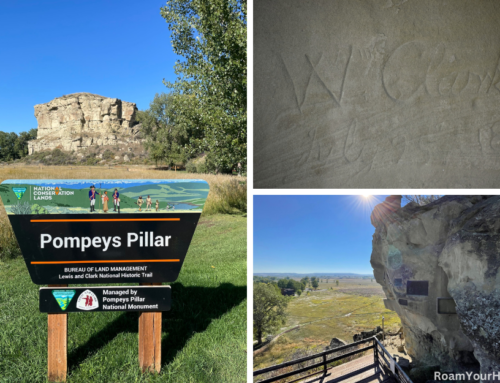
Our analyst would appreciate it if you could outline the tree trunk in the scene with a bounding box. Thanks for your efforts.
[257,330,263,345]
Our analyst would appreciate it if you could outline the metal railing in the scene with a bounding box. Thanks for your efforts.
[254,336,413,383]
[374,337,412,383]
[253,337,376,383]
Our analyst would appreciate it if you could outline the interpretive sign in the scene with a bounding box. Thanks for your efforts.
[437,297,457,314]
[40,286,171,313]
[407,280,429,296]
[0,179,209,284]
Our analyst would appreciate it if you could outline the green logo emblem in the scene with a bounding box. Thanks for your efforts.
[52,290,76,311]
[12,187,26,200]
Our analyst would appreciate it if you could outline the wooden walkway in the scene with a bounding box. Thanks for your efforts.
[301,355,397,383]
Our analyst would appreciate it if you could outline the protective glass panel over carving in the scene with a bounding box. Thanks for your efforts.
[437,298,457,314]
[387,245,402,270]
[407,281,429,296]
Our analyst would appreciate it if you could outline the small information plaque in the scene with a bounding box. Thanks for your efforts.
[40,286,171,313]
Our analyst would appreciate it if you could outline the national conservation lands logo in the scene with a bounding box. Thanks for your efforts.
[12,187,26,200]
[76,290,99,311]
[51,290,76,311]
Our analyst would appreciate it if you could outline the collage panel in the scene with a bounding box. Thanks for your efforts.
[0,1,247,382]
[253,195,500,383]
[254,0,500,188]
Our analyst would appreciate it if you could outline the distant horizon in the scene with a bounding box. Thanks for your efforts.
[254,272,375,277]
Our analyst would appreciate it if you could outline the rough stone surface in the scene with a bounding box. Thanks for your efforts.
[353,326,383,342]
[326,337,347,350]
[28,93,143,153]
[370,195,500,379]
[254,0,500,188]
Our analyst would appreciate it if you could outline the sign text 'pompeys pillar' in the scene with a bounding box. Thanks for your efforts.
[0,179,209,284]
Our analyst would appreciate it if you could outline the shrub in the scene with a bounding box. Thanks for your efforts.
[10,201,31,215]
[31,204,49,214]
[196,160,209,174]
[85,157,99,166]
[0,222,21,261]
[186,159,197,173]
[102,149,114,160]
[25,148,75,165]
[203,178,246,215]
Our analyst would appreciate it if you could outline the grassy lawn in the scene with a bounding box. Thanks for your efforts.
[254,279,400,370]
[0,214,247,383]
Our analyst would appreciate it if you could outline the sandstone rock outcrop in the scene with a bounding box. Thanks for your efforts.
[353,326,383,342]
[371,196,500,380]
[254,0,500,188]
[28,93,143,153]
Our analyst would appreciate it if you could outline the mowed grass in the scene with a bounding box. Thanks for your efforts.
[254,279,400,370]
[0,211,246,381]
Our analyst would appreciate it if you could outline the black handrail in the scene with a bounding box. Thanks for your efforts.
[254,337,376,383]
[373,338,413,383]
[253,336,414,383]
[254,336,374,375]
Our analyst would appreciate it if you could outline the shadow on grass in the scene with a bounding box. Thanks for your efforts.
[67,283,246,372]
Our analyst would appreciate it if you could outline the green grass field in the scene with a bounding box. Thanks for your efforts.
[0,214,246,383]
[254,279,401,370]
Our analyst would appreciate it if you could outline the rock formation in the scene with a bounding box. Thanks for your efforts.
[254,0,500,188]
[352,326,383,342]
[371,195,500,380]
[28,93,143,153]
[325,337,347,350]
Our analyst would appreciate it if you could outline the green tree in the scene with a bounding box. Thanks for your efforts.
[301,277,309,286]
[336,280,339,286]
[0,129,37,161]
[15,129,37,158]
[296,290,302,296]
[253,283,289,345]
[138,93,195,167]
[0,132,17,160]
[277,279,287,288]
[160,0,247,173]
[312,278,319,290]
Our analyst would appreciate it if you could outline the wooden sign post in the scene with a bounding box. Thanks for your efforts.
[138,283,162,373]
[48,284,68,382]
[1,179,209,381]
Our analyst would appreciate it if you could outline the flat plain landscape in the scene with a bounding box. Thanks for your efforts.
[254,278,401,370]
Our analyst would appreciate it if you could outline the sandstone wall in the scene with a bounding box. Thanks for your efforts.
[371,196,500,380]
[254,0,500,188]
[28,93,143,153]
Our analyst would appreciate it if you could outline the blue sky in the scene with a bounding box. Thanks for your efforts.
[254,195,392,274]
[0,0,178,133]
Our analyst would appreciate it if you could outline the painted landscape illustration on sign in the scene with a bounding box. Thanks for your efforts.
[0,179,209,215]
